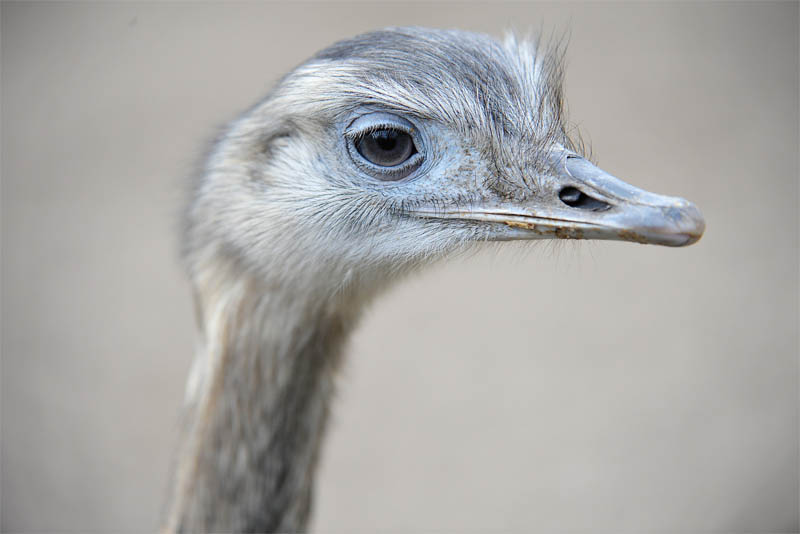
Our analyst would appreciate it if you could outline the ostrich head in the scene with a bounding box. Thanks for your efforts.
[183,27,703,306]
[171,27,706,533]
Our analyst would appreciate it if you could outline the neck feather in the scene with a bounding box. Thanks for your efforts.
[165,255,362,532]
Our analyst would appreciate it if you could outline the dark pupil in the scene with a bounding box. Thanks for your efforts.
[356,129,415,167]
[374,130,397,151]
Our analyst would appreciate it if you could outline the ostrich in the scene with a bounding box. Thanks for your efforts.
[164,27,704,533]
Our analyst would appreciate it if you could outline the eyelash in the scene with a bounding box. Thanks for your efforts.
[345,122,412,142]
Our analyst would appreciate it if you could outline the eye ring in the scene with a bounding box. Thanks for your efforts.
[345,112,425,181]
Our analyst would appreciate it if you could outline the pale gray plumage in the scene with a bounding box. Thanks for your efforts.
[164,27,704,533]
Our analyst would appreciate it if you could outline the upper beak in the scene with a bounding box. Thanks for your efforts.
[417,152,705,247]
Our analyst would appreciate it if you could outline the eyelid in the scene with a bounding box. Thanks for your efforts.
[364,155,424,182]
[345,111,418,136]
[344,121,414,141]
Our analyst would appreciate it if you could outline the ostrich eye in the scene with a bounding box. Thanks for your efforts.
[356,129,417,167]
[345,112,425,181]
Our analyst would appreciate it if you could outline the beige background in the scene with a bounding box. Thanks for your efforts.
[2,2,798,532]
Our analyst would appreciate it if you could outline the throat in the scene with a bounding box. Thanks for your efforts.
[165,263,355,533]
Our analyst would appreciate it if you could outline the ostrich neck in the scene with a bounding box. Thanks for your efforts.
[166,258,358,533]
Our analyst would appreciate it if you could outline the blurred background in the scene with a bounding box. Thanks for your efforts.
[2,2,797,532]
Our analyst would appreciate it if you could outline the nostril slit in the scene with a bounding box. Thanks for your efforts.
[559,186,582,204]
[559,186,611,211]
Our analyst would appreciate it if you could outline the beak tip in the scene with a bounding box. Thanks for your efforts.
[617,198,705,247]
[681,231,703,246]
[679,200,706,246]
[661,200,706,247]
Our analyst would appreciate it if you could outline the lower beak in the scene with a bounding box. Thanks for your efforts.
[418,153,705,247]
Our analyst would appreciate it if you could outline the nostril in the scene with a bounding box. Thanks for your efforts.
[559,186,581,204]
[559,186,611,211]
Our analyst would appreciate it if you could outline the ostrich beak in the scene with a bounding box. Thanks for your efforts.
[417,153,705,247]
